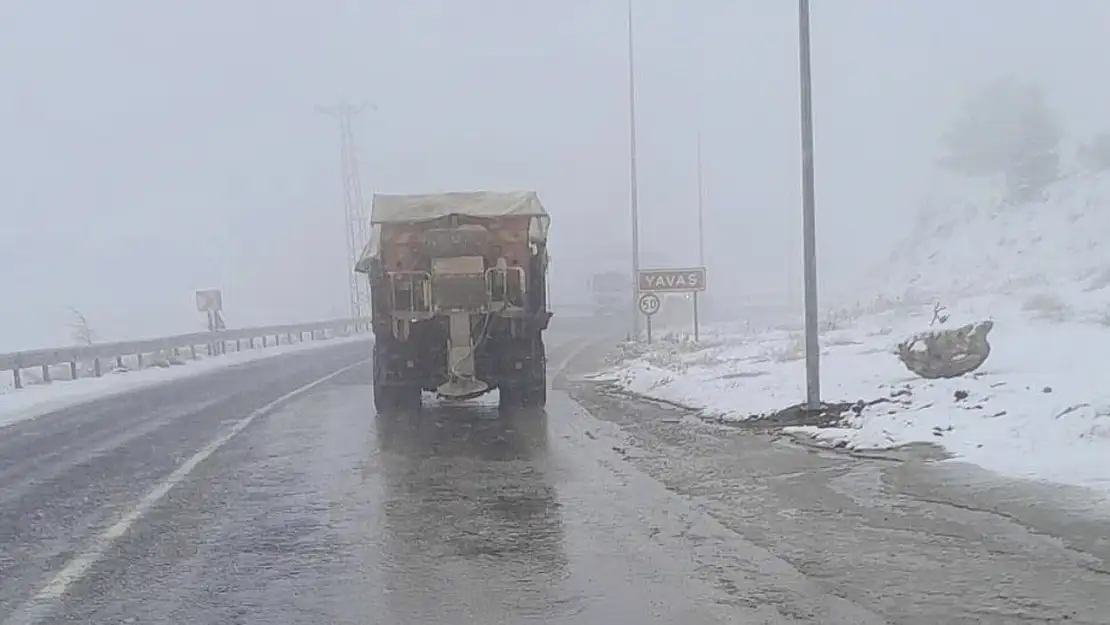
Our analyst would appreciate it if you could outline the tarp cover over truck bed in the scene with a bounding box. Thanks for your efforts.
[370,190,548,224]
[355,190,550,271]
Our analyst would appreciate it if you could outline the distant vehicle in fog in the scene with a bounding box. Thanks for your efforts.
[588,270,629,317]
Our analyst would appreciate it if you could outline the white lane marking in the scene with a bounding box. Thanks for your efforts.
[551,331,621,380]
[4,358,370,625]
[553,338,594,377]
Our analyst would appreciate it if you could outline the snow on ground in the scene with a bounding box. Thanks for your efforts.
[592,170,1110,495]
[593,299,1110,494]
[0,335,371,430]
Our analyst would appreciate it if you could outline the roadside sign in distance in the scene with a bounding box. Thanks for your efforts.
[638,292,661,317]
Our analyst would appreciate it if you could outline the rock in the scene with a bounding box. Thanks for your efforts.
[954,389,969,401]
[896,320,994,379]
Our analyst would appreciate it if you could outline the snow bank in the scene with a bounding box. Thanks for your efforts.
[593,170,1110,495]
[594,299,1110,494]
[0,335,371,430]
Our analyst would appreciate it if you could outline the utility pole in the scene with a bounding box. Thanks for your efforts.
[627,0,643,340]
[317,100,374,319]
[696,125,705,267]
[693,122,705,342]
[797,0,822,411]
[692,23,706,343]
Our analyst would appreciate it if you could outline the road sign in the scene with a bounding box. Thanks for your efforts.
[638,292,661,316]
[195,289,223,313]
[638,267,707,293]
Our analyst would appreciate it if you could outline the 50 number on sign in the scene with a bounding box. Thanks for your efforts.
[638,293,661,316]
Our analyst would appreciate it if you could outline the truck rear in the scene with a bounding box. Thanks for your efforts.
[354,191,552,412]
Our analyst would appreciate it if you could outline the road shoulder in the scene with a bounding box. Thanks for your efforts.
[562,338,1110,624]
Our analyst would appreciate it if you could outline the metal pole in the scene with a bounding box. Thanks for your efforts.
[696,126,705,267]
[692,294,700,341]
[694,123,704,342]
[627,0,643,340]
[798,0,821,410]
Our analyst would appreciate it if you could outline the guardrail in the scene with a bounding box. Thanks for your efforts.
[1,317,373,391]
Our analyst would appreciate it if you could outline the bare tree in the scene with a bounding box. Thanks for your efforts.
[940,77,1061,203]
[67,307,96,346]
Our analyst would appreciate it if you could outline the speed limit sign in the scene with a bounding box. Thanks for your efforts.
[638,292,661,316]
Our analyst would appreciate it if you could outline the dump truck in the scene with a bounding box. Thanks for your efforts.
[355,191,552,411]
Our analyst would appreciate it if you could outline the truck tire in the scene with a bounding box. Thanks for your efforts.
[523,376,547,408]
[373,345,421,413]
[499,379,546,410]
[374,382,421,413]
[499,337,547,410]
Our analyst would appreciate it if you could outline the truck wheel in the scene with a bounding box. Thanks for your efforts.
[531,336,548,407]
[375,382,422,413]
[523,377,547,408]
[525,337,548,408]
[498,384,544,410]
[497,386,516,410]
[373,345,422,413]
[500,338,547,410]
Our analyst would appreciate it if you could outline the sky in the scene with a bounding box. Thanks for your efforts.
[1,0,1108,351]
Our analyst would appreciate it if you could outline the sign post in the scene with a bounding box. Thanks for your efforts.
[196,289,226,356]
[637,267,706,341]
[693,292,700,341]
[637,292,661,343]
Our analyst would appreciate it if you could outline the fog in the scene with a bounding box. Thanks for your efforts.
[2,0,1107,351]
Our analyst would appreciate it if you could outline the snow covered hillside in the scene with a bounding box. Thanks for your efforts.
[593,170,1110,495]
[862,170,1110,320]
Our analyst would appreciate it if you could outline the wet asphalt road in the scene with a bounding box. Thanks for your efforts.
[0,328,775,624]
[2,324,1109,624]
